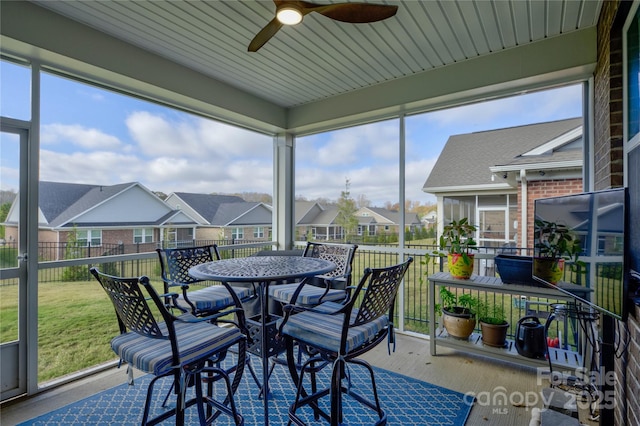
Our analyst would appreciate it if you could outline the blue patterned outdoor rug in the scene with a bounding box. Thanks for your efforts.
[19,361,474,425]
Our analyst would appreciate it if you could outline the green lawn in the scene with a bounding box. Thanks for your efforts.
[37,280,120,381]
[0,261,167,383]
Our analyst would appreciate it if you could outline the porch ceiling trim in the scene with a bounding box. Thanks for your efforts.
[489,160,583,173]
[423,183,515,194]
[0,1,597,136]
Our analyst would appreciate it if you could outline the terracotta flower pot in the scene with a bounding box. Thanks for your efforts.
[448,253,475,279]
[442,307,476,339]
[480,320,509,347]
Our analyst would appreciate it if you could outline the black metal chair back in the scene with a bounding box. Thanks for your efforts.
[303,241,357,284]
[93,268,169,341]
[156,244,253,319]
[352,257,411,327]
[157,244,221,290]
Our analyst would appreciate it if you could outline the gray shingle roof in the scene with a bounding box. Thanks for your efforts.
[41,181,135,227]
[172,192,245,223]
[295,201,321,224]
[212,202,262,225]
[360,207,421,225]
[422,117,582,191]
[313,206,339,225]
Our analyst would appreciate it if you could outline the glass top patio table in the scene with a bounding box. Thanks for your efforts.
[189,255,335,426]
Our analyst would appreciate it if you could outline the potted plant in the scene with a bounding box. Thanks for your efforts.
[477,300,509,347]
[436,286,478,340]
[533,219,583,285]
[437,218,478,279]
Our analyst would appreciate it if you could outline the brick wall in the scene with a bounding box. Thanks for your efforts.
[618,304,640,426]
[519,178,583,248]
[595,1,638,424]
[595,0,626,191]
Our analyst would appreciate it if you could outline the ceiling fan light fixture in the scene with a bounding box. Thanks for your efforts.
[249,0,398,52]
[276,5,303,25]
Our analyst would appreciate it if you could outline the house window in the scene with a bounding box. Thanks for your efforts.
[134,228,154,243]
[254,227,264,238]
[357,226,364,236]
[443,196,476,226]
[232,228,244,240]
[76,229,101,247]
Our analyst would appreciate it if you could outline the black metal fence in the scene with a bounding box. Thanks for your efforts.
[0,241,621,353]
[0,239,267,279]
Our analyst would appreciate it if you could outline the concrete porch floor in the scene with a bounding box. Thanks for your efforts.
[0,333,598,425]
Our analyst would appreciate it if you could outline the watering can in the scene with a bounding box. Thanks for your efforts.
[515,316,547,359]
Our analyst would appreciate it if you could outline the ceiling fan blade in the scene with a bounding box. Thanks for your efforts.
[249,1,398,52]
[248,18,283,52]
[305,2,398,23]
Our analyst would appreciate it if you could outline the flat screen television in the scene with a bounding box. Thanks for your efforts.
[533,188,629,320]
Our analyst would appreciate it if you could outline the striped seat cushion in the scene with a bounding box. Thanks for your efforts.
[177,285,252,313]
[111,317,243,376]
[278,304,388,354]
[269,283,346,305]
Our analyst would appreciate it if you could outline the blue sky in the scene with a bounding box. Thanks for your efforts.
[1,60,583,206]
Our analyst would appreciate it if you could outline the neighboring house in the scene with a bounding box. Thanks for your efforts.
[355,207,422,237]
[294,201,423,241]
[421,210,437,229]
[422,118,584,251]
[164,192,272,241]
[295,201,342,240]
[3,181,196,260]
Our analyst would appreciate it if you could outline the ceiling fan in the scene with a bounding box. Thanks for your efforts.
[248,0,399,52]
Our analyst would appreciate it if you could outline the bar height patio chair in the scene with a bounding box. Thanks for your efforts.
[90,267,246,426]
[262,242,357,395]
[278,257,413,426]
[268,242,358,308]
[156,245,261,390]
[156,245,254,322]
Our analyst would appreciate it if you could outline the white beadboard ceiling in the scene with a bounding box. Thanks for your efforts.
[32,0,602,109]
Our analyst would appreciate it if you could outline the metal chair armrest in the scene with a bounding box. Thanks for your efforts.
[174,307,245,325]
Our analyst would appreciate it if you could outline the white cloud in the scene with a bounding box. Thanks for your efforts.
[293,157,436,206]
[40,150,141,184]
[41,124,122,150]
[406,158,437,203]
[300,120,399,167]
[127,111,200,157]
[127,111,271,160]
[0,167,19,191]
[198,120,272,159]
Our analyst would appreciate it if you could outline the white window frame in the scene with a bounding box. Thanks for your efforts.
[77,229,102,247]
[133,228,154,243]
[254,226,264,238]
[232,227,244,240]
